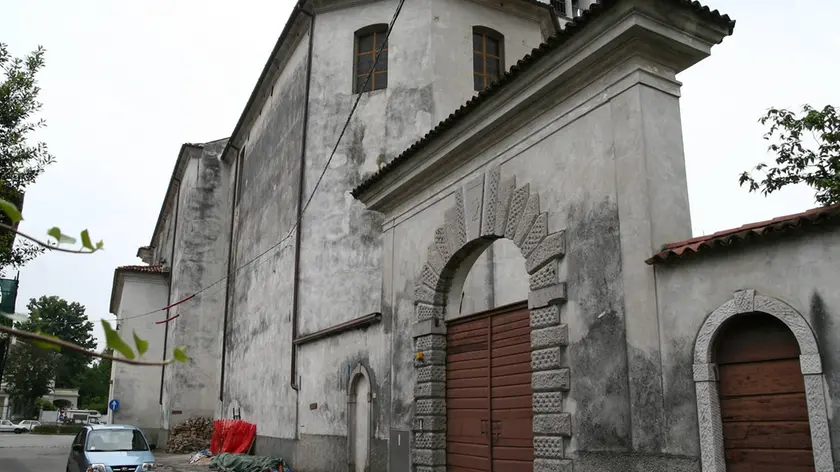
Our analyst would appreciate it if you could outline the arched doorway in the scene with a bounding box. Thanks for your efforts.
[714,312,813,470]
[348,365,371,472]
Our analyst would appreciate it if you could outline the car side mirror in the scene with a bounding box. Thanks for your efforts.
[72,444,82,452]
[149,443,156,450]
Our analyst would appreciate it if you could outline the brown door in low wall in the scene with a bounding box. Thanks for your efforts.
[716,312,814,472]
[446,303,533,472]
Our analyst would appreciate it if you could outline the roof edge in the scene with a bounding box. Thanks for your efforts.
[646,203,840,265]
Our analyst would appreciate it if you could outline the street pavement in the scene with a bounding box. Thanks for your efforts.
[0,433,73,471]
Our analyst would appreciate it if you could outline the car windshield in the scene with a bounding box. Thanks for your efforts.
[86,429,149,452]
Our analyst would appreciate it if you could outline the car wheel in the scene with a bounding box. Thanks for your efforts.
[13,429,21,434]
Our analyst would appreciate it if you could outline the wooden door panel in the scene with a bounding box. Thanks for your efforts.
[447,305,533,472]
[716,312,814,471]
[719,359,806,397]
[721,393,809,422]
[723,421,813,449]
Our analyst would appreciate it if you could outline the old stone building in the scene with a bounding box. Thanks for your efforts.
[109,0,840,471]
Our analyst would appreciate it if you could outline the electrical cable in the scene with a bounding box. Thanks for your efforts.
[116,0,407,323]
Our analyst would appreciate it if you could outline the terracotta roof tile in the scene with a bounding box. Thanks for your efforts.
[646,204,840,265]
[116,264,166,273]
[350,0,735,198]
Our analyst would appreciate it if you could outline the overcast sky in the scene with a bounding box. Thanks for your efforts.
[3,0,838,349]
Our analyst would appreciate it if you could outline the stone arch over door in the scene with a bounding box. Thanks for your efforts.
[411,165,572,472]
[348,363,372,472]
[693,289,834,472]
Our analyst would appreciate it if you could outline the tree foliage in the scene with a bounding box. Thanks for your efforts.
[26,295,96,387]
[740,105,840,206]
[0,43,55,276]
[76,350,112,411]
[4,317,57,416]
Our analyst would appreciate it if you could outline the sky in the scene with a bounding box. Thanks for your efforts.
[3,0,839,349]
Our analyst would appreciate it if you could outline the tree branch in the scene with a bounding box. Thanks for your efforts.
[0,325,172,366]
[0,223,94,254]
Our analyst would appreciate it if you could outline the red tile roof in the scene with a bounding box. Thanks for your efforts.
[116,264,166,273]
[646,203,840,265]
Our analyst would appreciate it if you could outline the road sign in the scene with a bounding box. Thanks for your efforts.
[109,399,120,412]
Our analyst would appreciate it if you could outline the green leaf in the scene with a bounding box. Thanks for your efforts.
[32,332,61,351]
[0,312,29,323]
[101,320,135,360]
[47,227,76,245]
[173,347,188,363]
[96,240,104,250]
[0,199,22,223]
[80,230,93,251]
[133,331,149,356]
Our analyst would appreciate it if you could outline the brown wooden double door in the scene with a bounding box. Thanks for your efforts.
[446,304,534,472]
[717,312,815,471]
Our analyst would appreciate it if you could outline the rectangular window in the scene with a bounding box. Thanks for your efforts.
[355,28,388,93]
[473,29,504,92]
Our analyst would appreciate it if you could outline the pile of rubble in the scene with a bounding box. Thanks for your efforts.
[167,416,214,454]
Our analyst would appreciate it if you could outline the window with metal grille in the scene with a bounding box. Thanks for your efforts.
[551,0,567,17]
[354,25,388,93]
[472,27,504,92]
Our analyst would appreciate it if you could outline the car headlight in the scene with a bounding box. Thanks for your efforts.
[141,463,158,471]
[86,465,106,472]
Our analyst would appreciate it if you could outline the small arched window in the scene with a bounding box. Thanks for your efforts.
[354,24,389,93]
[473,27,504,92]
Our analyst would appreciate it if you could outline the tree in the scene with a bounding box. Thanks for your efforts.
[740,104,840,206]
[3,317,57,418]
[75,350,112,411]
[0,43,55,277]
[26,296,96,387]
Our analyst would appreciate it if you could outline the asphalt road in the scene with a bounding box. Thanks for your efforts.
[0,433,73,471]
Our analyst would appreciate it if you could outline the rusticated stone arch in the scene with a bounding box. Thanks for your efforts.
[693,289,833,472]
[411,165,572,472]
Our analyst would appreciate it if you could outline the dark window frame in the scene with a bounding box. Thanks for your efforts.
[353,24,389,94]
[472,26,505,92]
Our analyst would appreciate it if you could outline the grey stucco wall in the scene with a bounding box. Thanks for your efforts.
[162,139,230,429]
[372,22,717,464]
[222,26,309,441]
[111,272,168,435]
[654,226,840,467]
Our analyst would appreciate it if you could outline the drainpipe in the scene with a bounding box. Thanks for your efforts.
[291,2,315,396]
[220,143,242,403]
[160,178,181,405]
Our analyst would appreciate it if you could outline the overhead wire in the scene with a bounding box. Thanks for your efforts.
[116,0,407,323]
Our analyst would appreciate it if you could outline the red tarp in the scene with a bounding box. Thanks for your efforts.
[210,419,257,454]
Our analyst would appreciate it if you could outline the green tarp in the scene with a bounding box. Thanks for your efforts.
[0,278,18,315]
[209,453,289,472]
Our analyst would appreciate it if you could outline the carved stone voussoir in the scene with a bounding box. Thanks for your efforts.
[530,260,560,291]
[505,184,530,239]
[514,194,540,247]
[495,177,517,236]
[526,231,566,275]
[481,166,501,238]
[529,283,567,309]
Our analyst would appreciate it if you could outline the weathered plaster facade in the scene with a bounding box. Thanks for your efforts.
[653,225,840,472]
[113,0,840,470]
[108,267,168,443]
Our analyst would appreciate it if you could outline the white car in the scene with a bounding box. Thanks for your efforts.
[0,420,15,433]
[13,420,40,434]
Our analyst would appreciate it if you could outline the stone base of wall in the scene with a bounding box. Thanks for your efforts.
[570,451,699,472]
[253,433,388,472]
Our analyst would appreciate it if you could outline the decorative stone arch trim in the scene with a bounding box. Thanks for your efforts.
[693,289,834,472]
[347,363,373,472]
[411,165,572,472]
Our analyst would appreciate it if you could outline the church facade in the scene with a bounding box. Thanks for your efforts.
[109,0,840,471]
